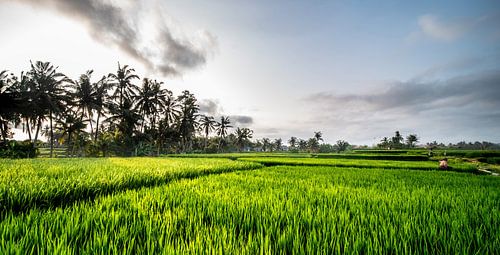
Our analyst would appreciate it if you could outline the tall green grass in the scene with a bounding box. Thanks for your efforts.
[0,157,261,213]
[238,157,477,172]
[1,166,498,253]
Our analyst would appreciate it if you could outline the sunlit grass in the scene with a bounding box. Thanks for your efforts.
[1,166,498,253]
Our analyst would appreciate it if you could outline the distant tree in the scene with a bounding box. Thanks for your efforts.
[378,137,390,149]
[314,131,323,143]
[274,138,283,151]
[234,127,253,151]
[288,136,297,149]
[390,131,404,149]
[199,115,217,150]
[215,116,232,151]
[335,140,350,152]
[406,134,418,148]
[298,139,307,152]
[177,90,199,152]
[307,137,319,153]
[262,138,271,152]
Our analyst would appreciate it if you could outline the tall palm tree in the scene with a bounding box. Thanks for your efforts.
[314,131,323,143]
[0,70,19,142]
[108,63,139,110]
[199,115,216,149]
[71,70,100,139]
[135,78,167,131]
[274,138,283,152]
[234,127,253,152]
[28,61,69,157]
[288,136,297,149]
[177,90,199,152]
[92,76,110,142]
[216,116,232,151]
[261,138,271,152]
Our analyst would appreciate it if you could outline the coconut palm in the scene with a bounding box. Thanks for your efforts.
[56,110,87,157]
[199,115,216,149]
[177,90,199,152]
[288,136,297,149]
[234,127,253,151]
[216,116,232,151]
[314,131,323,143]
[135,78,168,131]
[108,63,139,110]
[0,70,19,142]
[274,138,283,151]
[28,61,70,157]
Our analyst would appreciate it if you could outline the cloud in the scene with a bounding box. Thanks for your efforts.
[12,0,217,76]
[417,14,472,41]
[304,69,500,144]
[199,99,222,116]
[230,115,253,126]
[307,69,500,113]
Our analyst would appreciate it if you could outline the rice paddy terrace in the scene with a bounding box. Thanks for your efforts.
[1,151,499,254]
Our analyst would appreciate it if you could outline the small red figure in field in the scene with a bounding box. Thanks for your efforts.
[439,158,448,170]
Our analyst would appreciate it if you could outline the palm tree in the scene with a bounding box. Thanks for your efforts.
[28,61,70,157]
[0,70,19,142]
[108,63,139,110]
[216,116,232,151]
[177,90,199,152]
[71,70,101,139]
[314,131,323,143]
[288,136,297,149]
[274,138,283,151]
[135,78,167,131]
[162,90,179,127]
[262,138,271,152]
[56,110,87,157]
[298,139,307,152]
[92,76,110,142]
[199,115,216,149]
[234,127,253,151]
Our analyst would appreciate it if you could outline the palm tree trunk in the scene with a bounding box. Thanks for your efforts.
[34,118,41,146]
[0,121,7,143]
[95,111,101,142]
[88,108,94,140]
[25,119,32,142]
[67,132,72,157]
[49,110,53,158]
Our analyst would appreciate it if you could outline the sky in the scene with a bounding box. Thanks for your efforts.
[0,0,499,145]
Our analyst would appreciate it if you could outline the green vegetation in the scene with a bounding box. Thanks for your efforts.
[0,158,261,213]
[1,165,499,253]
[238,157,477,172]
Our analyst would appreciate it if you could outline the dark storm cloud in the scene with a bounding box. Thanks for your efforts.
[231,115,253,125]
[307,69,500,114]
[12,0,215,76]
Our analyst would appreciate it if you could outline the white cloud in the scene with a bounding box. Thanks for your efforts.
[417,14,471,42]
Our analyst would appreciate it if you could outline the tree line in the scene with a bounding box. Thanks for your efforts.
[0,61,256,157]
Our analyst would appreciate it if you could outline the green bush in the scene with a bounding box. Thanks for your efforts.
[0,140,37,158]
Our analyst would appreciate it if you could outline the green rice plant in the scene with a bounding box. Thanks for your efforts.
[237,157,477,172]
[0,157,262,213]
[1,166,498,254]
[313,153,429,161]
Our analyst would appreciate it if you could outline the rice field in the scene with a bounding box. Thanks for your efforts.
[1,155,499,254]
